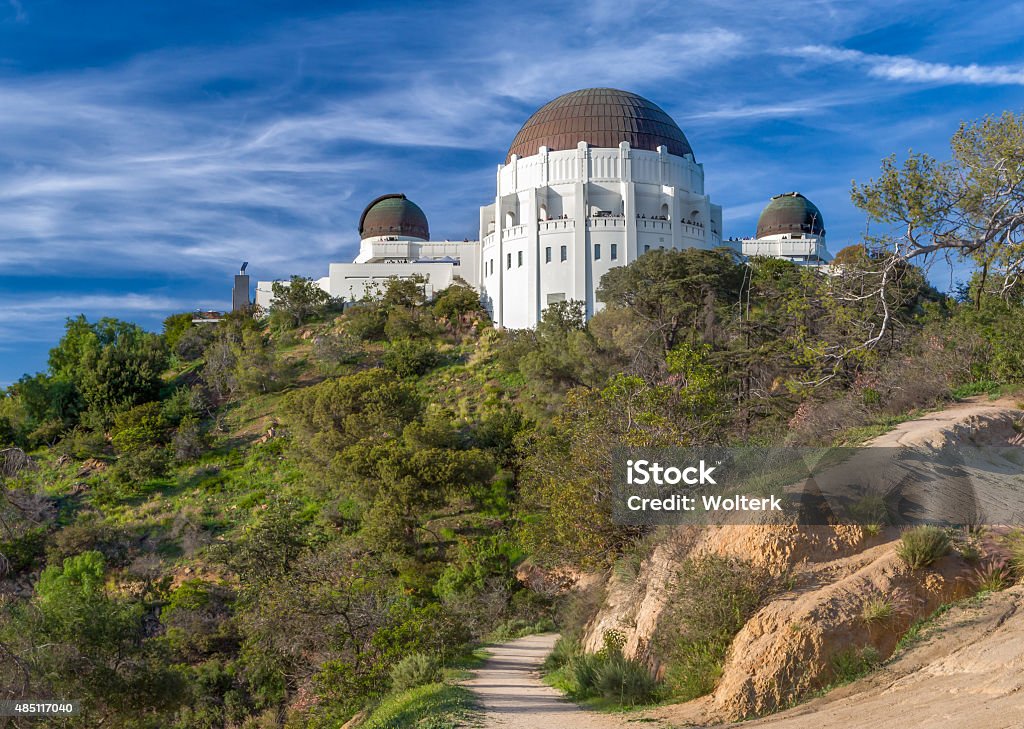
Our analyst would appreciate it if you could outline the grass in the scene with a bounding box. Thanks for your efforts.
[951,380,1003,400]
[360,683,480,729]
[896,526,951,569]
[829,646,881,685]
[861,595,896,625]
[973,560,1013,592]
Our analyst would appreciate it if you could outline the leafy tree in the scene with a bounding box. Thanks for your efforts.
[283,368,423,474]
[111,401,166,453]
[852,111,1024,322]
[162,312,195,353]
[597,248,744,354]
[518,374,694,569]
[433,284,483,326]
[271,275,332,327]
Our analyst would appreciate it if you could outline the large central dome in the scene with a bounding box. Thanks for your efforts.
[506,88,693,163]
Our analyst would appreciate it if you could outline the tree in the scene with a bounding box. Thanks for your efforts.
[271,276,333,327]
[852,111,1024,320]
[597,248,744,355]
[433,284,483,326]
[518,374,697,569]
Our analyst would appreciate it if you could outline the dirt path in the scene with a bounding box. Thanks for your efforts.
[464,633,632,728]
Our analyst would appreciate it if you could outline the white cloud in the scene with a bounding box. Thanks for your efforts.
[792,45,1024,86]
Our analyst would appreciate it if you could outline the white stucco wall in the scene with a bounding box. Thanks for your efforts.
[479,141,723,329]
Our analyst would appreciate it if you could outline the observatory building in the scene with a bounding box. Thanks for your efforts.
[479,88,722,329]
[739,192,832,266]
[252,88,831,325]
[255,194,479,309]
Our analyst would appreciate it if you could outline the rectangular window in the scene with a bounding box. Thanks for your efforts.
[518,251,523,267]
[611,243,618,260]
[594,244,601,260]
[560,245,567,262]
[506,253,511,269]
[546,292,566,304]
[644,245,650,253]
[545,246,552,263]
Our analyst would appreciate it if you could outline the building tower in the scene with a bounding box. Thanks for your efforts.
[741,192,832,265]
[478,88,722,329]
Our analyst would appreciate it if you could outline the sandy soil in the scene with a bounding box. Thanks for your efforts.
[464,633,636,728]
[717,585,1024,729]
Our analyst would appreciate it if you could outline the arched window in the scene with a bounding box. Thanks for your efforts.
[505,211,517,228]
[539,203,548,221]
[660,203,670,220]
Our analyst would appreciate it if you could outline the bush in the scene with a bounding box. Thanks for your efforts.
[974,560,1012,591]
[388,653,440,693]
[897,526,951,569]
[861,595,896,625]
[344,305,387,341]
[172,415,206,462]
[568,652,602,694]
[593,655,659,705]
[830,645,880,683]
[656,556,777,700]
[111,402,166,453]
[383,339,443,377]
[541,635,578,673]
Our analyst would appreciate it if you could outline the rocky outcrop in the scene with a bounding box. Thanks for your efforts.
[579,399,1024,721]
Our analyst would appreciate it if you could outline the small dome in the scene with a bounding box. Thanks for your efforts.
[506,88,694,163]
[358,194,430,241]
[756,192,825,239]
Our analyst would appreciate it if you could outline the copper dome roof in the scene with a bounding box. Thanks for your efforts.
[506,88,694,163]
[756,192,825,239]
[358,194,430,241]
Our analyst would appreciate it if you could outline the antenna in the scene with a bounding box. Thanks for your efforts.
[240,261,249,274]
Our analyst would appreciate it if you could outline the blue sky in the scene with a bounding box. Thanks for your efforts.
[1,0,1023,386]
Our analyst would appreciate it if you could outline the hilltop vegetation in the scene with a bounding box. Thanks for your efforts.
[2,114,1024,726]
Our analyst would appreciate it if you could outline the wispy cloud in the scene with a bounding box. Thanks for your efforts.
[791,45,1024,86]
[6,0,26,22]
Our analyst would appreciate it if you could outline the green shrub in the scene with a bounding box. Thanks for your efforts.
[111,401,166,453]
[383,339,443,377]
[830,645,880,683]
[897,526,951,569]
[568,652,602,694]
[974,560,1012,591]
[951,380,1002,399]
[389,652,441,693]
[861,595,895,625]
[593,655,658,705]
[1004,530,1024,577]
[541,635,578,673]
[655,556,777,701]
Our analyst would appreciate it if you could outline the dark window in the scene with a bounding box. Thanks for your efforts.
[506,253,511,269]
[611,244,618,260]
[518,251,523,267]
[545,246,552,263]
[644,245,650,253]
[594,244,601,260]
[560,245,567,262]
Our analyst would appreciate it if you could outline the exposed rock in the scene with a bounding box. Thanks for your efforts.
[580,399,1024,722]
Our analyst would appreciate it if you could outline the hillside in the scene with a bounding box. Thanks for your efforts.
[2,250,1024,728]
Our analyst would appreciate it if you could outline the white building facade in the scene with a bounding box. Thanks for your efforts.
[477,88,722,329]
[255,193,479,310]
[251,90,831,323]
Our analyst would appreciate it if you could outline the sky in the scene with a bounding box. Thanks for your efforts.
[1,0,1023,386]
